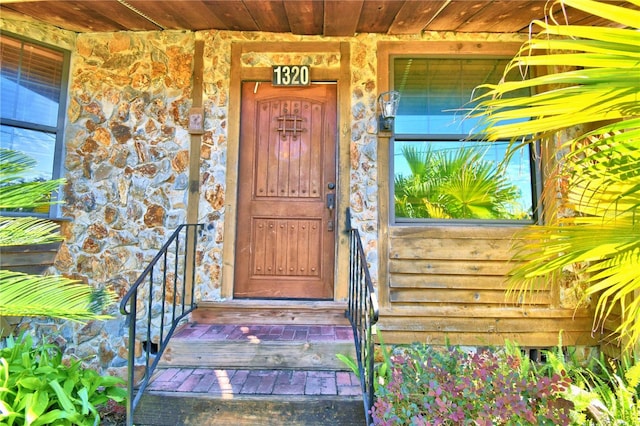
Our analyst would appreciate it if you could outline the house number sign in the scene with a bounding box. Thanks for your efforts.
[272,65,310,86]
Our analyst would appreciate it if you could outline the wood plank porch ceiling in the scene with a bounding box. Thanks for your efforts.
[1,0,636,35]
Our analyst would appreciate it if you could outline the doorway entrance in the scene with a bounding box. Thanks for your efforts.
[234,82,337,299]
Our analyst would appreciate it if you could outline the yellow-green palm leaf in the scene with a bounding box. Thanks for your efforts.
[0,270,114,321]
[470,0,640,351]
[0,148,113,323]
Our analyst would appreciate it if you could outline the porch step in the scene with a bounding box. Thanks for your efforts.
[193,300,351,326]
[134,367,365,425]
[133,303,366,425]
[161,323,357,370]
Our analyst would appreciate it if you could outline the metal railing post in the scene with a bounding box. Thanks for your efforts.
[345,208,379,425]
[119,223,203,426]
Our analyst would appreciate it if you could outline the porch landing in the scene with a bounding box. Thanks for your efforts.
[133,304,366,425]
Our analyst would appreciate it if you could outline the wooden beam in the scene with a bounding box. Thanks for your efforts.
[221,42,243,299]
[323,0,363,36]
[333,41,352,301]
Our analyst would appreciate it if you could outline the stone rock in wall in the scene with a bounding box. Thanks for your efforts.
[166,210,186,229]
[99,340,116,368]
[350,192,364,213]
[173,173,188,191]
[110,145,130,168]
[204,184,224,211]
[111,229,139,247]
[130,97,147,123]
[93,163,112,181]
[215,221,224,244]
[201,140,212,159]
[350,142,360,170]
[102,249,135,276]
[115,99,130,122]
[54,242,73,270]
[110,122,132,143]
[151,159,174,186]
[139,229,166,251]
[126,200,144,222]
[68,97,81,122]
[65,153,82,171]
[171,150,189,173]
[361,136,376,161]
[87,223,109,239]
[134,139,149,162]
[78,320,102,344]
[115,178,129,207]
[93,127,112,147]
[166,47,192,89]
[352,101,366,120]
[104,205,118,224]
[84,101,106,124]
[143,204,166,227]
[79,138,99,156]
[136,163,158,178]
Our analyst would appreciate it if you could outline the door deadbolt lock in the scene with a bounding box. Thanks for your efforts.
[326,193,335,231]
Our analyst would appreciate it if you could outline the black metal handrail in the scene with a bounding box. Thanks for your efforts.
[119,223,203,426]
[345,208,380,426]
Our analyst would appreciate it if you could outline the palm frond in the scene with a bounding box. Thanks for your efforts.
[0,270,115,322]
[0,149,36,184]
[0,216,62,246]
[469,0,640,350]
[0,180,65,209]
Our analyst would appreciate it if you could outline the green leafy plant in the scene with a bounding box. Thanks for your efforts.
[336,353,359,377]
[579,357,640,425]
[0,148,114,323]
[538,340,640,425]
[0,333,126,425]
[371,343,573,425]
[468,0,640,351]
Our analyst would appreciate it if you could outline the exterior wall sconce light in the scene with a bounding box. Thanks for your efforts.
[378,90,400,132]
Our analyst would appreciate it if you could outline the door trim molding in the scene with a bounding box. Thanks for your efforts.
[222,41,351,301]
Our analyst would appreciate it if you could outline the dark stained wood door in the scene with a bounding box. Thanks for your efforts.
[234,82,337,299]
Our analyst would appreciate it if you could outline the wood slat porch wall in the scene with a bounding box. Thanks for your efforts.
[378,225,597,348]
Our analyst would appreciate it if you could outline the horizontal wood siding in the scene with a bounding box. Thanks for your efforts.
[379,226,597,348]
[0,243,60,275]
[388,226,544,308]
[598,291,639,359]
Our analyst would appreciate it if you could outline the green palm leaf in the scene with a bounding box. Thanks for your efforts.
[470,0,640,351]
[0,270,114,322]
[0,148,114,323]
[0,217,62,246]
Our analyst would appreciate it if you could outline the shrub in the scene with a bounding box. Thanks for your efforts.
[0,333,126,425]
[540,343,640,425]
[371,344,573,425]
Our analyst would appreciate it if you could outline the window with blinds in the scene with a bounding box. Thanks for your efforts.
[0,33,70,216]
[391,57,538,223]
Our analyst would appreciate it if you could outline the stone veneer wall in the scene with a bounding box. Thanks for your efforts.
[1,16,525,375]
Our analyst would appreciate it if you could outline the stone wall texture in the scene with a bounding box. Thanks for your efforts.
[1,16,526,375]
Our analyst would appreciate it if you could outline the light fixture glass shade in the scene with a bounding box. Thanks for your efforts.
[378,90,400,132]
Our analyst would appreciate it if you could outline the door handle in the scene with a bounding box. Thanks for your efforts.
[326,193,335,231]
[326,193,335,210]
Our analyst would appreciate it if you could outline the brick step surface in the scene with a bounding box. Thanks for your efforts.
[161,323,357,370]
[134,367,366,426]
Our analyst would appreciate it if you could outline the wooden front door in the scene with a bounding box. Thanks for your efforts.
[234,82,337,299]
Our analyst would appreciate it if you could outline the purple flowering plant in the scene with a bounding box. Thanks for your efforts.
[371,343,573,425]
